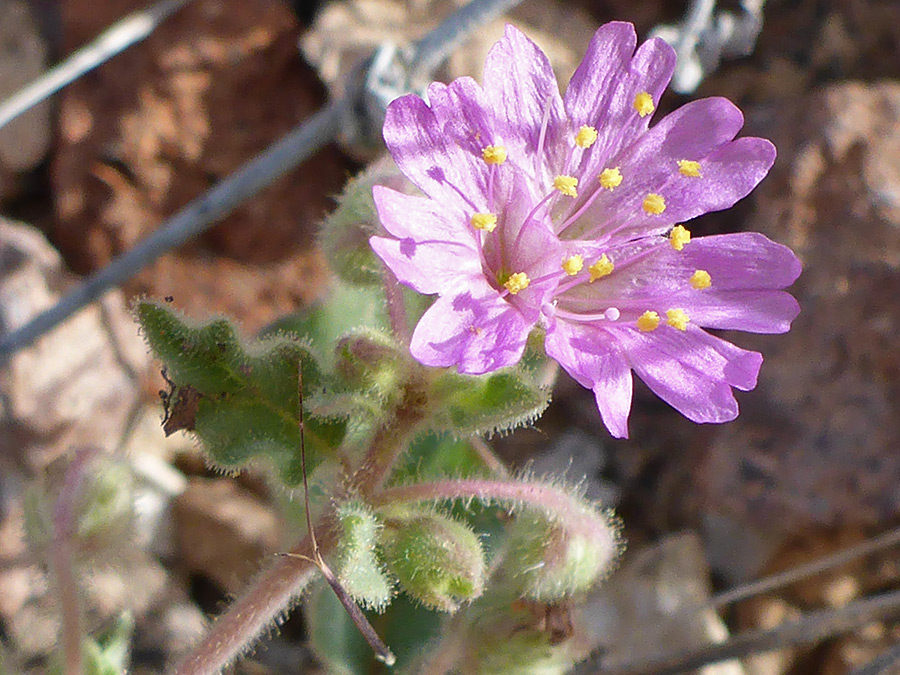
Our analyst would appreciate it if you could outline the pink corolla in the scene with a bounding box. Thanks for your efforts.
[369,22,801,438]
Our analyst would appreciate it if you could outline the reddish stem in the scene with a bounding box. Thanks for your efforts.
[372,478,599,530]
[353,380,430,496]
[383,266,410,345]
[51,447,99,675]
[173,532,322,675]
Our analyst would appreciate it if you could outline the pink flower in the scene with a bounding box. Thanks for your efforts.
[370,22,800,438]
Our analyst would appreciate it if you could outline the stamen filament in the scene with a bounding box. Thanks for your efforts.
[487,163,496,212]
[552,307,621,323]
[556,183,607,235]
[512,189,557,252]
[535,96,553,178]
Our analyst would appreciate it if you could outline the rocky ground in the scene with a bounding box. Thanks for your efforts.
[2,0,900,673]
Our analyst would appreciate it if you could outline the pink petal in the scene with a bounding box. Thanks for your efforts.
[410,286,533,375]
[656,137,776,224]
[370,186,482,295]
[612,324,763,423]
[545,319,633,438]
[682,291,800,333]
[426,78,499,160]
[370,235,481,296]
[564,22,638,129]
[482,25,568,178]
[383,94,488,215]
[567,30,676,177]
[563,97,760,241]
[557,233,801,333]
[373,186,474,244]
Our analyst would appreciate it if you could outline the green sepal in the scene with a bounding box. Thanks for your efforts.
[328,328,411,421]
[333,501,394,612]
[319,155,416,287]
[391,432,490,484]
[504,504,622,602]
[378,507,485,612]
[429,366,551,436]
[49,612,133,675]
[261,280,389,370]
[459,598,588,675]
[135,300,345,486]
[136,300,248,393]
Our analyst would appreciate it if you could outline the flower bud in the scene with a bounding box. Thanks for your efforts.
[24,452,135,564]
[506,505,621,601]
[378,508,485,612]
[333,501,393,611]
[75,459,134,547]
[320,155,417,286]
[334,330,407,403]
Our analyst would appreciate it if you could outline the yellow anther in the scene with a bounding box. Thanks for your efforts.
[633,92,655,117]
[678,159,702,177]
[471,212,498,232]
[690,269,712,289]
[575,125,598,148]
[666,308,690,331]
[669,225,691,251]
[588,254,614,282]
[562,255,584,276]
[636,310,660,332]
[503,272,530,295]
[482,145,507,165]
[643,193,666,215]
[599,167,623,190]
[553,175,578,197]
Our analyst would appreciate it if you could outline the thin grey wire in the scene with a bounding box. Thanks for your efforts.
[849,640,900,675]
[0,0,523,366]
[711,525,900,608]
[0,0,191,131]
[0,99,344,363]
[584,589,900,675]
[409,0,524,79]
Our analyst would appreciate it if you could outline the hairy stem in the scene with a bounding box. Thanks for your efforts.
[383,266,410,346]
[353,380,431,496]
[51,448,99,675]
[373,478,598,528]
[173,532,324,675]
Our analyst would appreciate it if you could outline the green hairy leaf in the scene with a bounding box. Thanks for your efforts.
[429,367,551,436]
[136,300,345,485]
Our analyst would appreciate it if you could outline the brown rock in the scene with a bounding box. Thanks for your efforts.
[301,0,597,101]
[585,532,744,674]
[0,217,149,470]
[700,82,900,533]
[52,0,350,333]
[172,477,280,593]
[0,0,51,202]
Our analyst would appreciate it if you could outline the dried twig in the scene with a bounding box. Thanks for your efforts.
[588,589,900,675]
[849,640,900,675]
[712,525,900,608]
